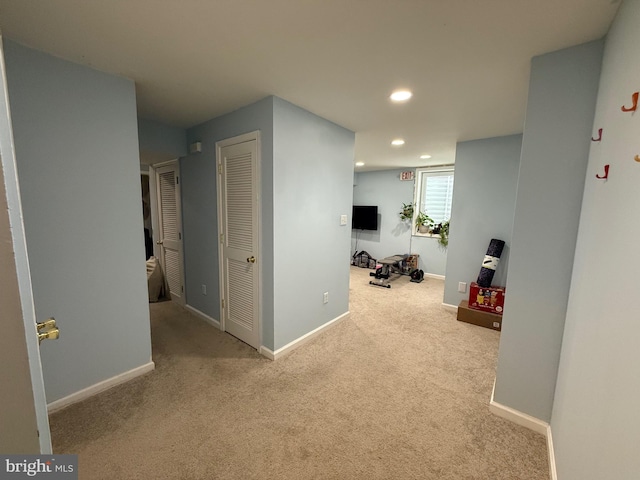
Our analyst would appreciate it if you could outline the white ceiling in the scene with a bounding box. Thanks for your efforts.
[0,0,620,171]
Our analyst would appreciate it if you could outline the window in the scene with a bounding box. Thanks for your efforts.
[413,166,454,236]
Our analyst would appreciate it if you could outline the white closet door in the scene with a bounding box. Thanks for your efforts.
[156,163,184,304]
[217,133,260,349]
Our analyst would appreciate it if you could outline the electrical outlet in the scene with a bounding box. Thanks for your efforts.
[458,282,467,293]
[323,292,329,304]
[340,215,348,226]
[201,284,207,295]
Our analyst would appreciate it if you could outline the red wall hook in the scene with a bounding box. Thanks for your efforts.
[596,164,610,179]
[621,92,639,112]
[591,128,603,142]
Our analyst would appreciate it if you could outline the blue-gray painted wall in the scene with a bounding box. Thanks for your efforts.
[138,117,187,159]
[351,169,447,276]
[272,97,354,349]
[443,135,522,307]
[494,40,604,422]
[182,97,275,347]
[551,2,640,477]
[181,96,355,351]
[3,40,152,402]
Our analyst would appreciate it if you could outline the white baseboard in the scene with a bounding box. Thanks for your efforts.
[547,425,557,480]
[424,273,445,280]
[489,380,557,478]
[47,361,155,414]
[441,302,458,313]
[259,311,350,361]
[259,346,275,360]
[185,304,221,329]
[489,381,548,435]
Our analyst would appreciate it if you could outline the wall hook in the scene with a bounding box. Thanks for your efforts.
[635,155,640,162]
[621,92,639,112]
[596,164,610,179]
[591,128,603,142]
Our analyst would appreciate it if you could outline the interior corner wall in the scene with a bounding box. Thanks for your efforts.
[3,40,152,402]
[494,40,604,422]
[181,97,275,348]
[272,97,354,350]
[551,1,640,477]
[138,117,187,159]
[443,135,522,307]
[351,169,448,276]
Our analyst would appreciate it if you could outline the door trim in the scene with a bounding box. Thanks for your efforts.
[216,131,262,349]
[0,35,51,452]
[150,159,185,306]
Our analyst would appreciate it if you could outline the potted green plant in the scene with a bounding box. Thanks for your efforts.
[399,202,414,221]
[415,212,433,234]
[437,220,450,249]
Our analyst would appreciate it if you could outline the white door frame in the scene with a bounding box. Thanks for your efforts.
[149,159,185,305]
[216,131,262,348]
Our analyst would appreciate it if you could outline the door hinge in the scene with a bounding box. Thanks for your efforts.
[178,232,182,240]
[181,286,184,293]
[221,299,225,309]
[218,163,223,175]
[176,176,179,184]
[219,233,224,244]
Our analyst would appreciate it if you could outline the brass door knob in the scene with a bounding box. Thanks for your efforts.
[37,317,60,344]
[37,318,56,331]
[247,256,256,263]
[38,328,60,344]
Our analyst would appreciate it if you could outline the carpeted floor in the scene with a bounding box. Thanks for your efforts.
[49,266,549,479]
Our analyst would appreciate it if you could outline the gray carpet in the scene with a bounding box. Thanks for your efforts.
[50,266,549,479]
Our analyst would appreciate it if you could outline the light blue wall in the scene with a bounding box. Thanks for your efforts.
[138,117,187,159]
[351,169,447,276]
[443,135,521,306]
[182,97,275,347]
[272,97,354,349]
[4,40,152,402]
[551,2,640,477]
[494,40,604,422]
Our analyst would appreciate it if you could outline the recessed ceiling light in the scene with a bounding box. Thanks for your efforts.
[390,90,412,102]
[391,139,405,146]
[355,162,365,167]
[420,154,432,159]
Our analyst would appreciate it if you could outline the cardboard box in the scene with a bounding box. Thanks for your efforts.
[406,254,419,270]
[457,300,502,331]
[468,282,505,315]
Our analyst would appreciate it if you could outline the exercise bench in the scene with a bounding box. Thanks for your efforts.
[369,255,405,288]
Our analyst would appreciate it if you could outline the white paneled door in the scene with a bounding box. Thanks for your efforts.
[217,132,261,349]
[155,162,184,305]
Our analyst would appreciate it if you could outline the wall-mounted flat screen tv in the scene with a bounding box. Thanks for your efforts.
[352,205,378,230]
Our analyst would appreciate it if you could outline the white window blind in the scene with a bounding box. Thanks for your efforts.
[415,167,455,226]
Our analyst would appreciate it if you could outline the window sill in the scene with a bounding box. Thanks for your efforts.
[413,232,443,239]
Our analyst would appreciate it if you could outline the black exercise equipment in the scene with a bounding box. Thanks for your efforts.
[477,239,505,287]
[369,255,405,288]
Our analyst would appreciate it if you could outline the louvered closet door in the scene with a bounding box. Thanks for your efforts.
[219,136,260,348]
[156,163,184,304]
